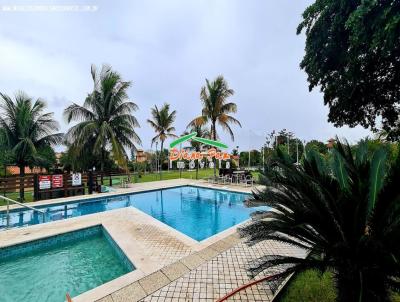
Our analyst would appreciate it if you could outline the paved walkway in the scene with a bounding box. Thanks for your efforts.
[98,233,306,302]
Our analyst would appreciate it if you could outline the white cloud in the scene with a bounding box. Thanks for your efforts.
[0,0,371,152]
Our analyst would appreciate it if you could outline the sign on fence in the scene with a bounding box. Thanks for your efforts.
[52,175,63,188]
[39,175,51,189]
[72,173,82,186]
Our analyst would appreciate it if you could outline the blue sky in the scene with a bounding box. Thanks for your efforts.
[0,0,371,152]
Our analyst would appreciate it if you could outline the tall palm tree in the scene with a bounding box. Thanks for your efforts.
[0,92,63,200]
[147,103,177,180]
[188,76,241,176]
[240,140,400,302]
[64,64,141,178]
[184,122,211,179]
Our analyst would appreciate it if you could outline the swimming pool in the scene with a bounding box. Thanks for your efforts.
[0,226,134,302]
[0,186,265,241]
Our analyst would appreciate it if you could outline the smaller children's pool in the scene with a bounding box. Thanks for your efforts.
[0,226,134,302]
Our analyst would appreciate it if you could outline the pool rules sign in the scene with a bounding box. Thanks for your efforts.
[52,175,63,188]
[38,175,51,189]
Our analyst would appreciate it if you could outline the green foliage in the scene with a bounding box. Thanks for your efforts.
[147,103,177,149]
[0,92,63,199]
[184,123,211,152]
[36,145,57,171]
[266,129,305,163]
[188,76,241,176]
[147,103,177,179]
[60,144,117,173]
[278,270,336,302]
[305,140,328,154]
[297,0,400,137]
[278,269,400,302]
[239,150,261,167]
[188,75,241,142]
[240,139,400,302]
[64,64,141,172]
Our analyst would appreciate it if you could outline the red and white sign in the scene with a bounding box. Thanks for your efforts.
[52,175,63,188]
[38,175,51,190]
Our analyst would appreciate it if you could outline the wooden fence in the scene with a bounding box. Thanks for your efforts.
[0,172,132,201]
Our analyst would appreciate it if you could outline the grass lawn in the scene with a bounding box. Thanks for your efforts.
[132,168,216,183]
[0,191,34,205]
[277,269,400,302]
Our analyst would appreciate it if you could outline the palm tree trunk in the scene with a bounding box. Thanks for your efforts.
[196,146,199,180]
[19,164,25,201]
[212,122,217,177]
[160,140,164,180]
[100,148,105,185]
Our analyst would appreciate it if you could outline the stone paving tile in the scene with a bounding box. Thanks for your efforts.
[126,223,192,268]
[139,271,171,295]
[196,246,220,261]
[140,240,306,302]
[179,253,205,270]
[209,239,233,253]
[95,295,113,302]
[111,282,147,302]
[161,262,190,281]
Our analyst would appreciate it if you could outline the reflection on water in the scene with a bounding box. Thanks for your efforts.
[0,186,268,240]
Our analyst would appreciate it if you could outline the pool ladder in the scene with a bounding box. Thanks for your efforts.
[0,195,46,229]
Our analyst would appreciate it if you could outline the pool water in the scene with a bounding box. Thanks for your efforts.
[0,227,133,302]
[0,186,266,241]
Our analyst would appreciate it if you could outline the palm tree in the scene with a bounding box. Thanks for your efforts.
[240,140,400,302]
[184,122,211,179]
[0,92,63,200]
[147,103,177,180]
[64,64,141,179]
[188,76,241,176]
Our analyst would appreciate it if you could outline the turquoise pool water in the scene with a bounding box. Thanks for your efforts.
[0,226,133,302]
[0,186,266,241]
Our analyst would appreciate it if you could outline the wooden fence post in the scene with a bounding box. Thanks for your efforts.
[63,174,68,198]
[33,174,39,201]
[88,171,93,195]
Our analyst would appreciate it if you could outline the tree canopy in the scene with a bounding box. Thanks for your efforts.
[0,92,62,199]
[298,0,400,139]
[64,64,141,172]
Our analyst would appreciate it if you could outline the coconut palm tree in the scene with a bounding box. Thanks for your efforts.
[188,76,241,176]
[0,92,63,200]
[240,139,400,302]
[147,103,177,180]
[64,64,141,179]
[184,122,211,179]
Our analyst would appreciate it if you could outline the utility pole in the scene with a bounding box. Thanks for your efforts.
[262,146,265,171]
[248,150,251,169]
[296,141,299,164]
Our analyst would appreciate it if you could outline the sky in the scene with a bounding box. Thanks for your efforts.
[0,0,371,152]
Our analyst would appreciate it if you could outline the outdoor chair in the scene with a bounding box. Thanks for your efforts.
[207,175,218,184]
[120,177,129,188]
[223,174,233,185]
[243,175,254,187]
[217,174,226,184]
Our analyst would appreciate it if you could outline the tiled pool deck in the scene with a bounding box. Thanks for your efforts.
[0,179,306,301]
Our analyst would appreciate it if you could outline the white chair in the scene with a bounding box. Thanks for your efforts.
[243,175,254,187]
[223,174,233,185]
